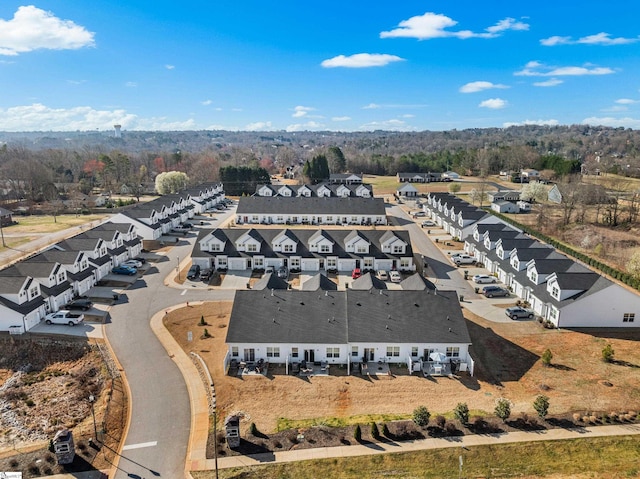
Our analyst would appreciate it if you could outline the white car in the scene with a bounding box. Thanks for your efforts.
[473,274,497,284]
[452,254,475,265]
[376,270,389,281]
[122,259,143,268]
[389,271,402,283]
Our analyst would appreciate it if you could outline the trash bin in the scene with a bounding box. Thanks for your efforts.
[113,294,119,301]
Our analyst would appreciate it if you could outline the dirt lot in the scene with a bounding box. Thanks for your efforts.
[164,302,640,444]
[0,336,126,478]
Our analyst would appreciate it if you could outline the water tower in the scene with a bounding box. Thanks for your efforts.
[114,124,122,138]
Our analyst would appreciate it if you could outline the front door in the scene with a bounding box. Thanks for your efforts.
[319,259,324,270]
[243,349,255,362]
[304,349,315,363]
[363,348,374,362]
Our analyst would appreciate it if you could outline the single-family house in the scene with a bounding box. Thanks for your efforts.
[397,183,419,198]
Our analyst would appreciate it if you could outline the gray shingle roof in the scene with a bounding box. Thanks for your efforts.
[236,197,385,216]
[350,272,387,290]
[253,273,289,291]
[301,273,338,291]
[401,273,436,290]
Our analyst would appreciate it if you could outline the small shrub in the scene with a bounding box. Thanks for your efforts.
[445,422,457,435]
[602,343,615,363]
[495,398,511,422]
[533,395,550,419]
[454,402,469,425]
[382,423,390,437]
[370,422,380,439]
[609,412,618,422]
[572,413,581,423]
[589,415,598,424]
[9,459,18,468]
[541,349,553,367]
[203,328,211,338]
[199,315,206,326]
[25,398,35,407]
[413,405,431,427]
[435,415,446,429]
[249,422,258,435]
[354,424,362,442]
[582,416,590,423]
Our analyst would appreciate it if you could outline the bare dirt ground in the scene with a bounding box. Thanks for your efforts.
[164,302,640,448]
[0,336,126,478]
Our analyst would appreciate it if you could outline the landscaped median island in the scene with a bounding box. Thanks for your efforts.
[164,301,640,471]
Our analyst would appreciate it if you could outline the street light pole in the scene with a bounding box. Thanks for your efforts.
[176,256,180,280]
[88,395,98,443]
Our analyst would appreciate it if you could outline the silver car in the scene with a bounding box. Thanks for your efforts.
[505,306,534,320]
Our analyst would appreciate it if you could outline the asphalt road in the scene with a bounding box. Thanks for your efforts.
[108,210,235,479]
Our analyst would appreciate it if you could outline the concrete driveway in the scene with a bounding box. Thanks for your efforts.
[220,269,251,289]
[29,320,104,338]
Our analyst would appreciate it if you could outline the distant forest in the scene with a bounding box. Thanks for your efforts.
[1,124,639,203]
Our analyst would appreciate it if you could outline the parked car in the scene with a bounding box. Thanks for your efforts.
[121,259,143,268]
[376,270,389,281]
[452,254,475,265]
[187,264,201,280]
[200,268,213,281]
[473,274,497,284]
[421,220,436,228]
[482,286,510,298]
[351,268,362,279]
[172,225,191,234]
[64,298,93,311]
[505,306,535,320]
[45,310,84,326]
[389,271,402,283]
[265,265,276,274]
[277,266,289,279]
[411,211,426,218]
[112,265,137,275]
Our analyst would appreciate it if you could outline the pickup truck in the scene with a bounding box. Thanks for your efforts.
[45,310,84,326]
[451,254,476,266]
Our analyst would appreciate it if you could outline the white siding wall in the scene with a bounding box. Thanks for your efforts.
[556,285,640,328]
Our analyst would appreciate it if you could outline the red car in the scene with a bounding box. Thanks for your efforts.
[351,268,362,279]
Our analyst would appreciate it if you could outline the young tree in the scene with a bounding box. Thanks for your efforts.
[494,398,512,422]
[448,182,461,193]
[353,424,362,442]
[602,343,615,363]
[155,171,189,194]
[412,406,431,427]
[541,349,553,367]
[520,181,548,203]
[533,395,550,419]
[327,146,346,173]
[454,402,469,424]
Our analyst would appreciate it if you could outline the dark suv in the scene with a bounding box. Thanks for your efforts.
[187,264,201,280]
[482,286,510,298]
[65,298,93,311]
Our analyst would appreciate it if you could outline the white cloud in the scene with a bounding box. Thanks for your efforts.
[292,106,315,118]
[358,119,416,131]
[245,121,273,131]
[615,98,638,105]
[582,116,640,128]
[0,6,95,56]
[504,119,559,127]
[125,82,137,88]
[332,116,351,121]
[201,100,212,106]
[515,61,615,76]
[541,32,639,46]
[401,114,415,118]
[479,98,507,109]
[165,64,175,70]
[286,121,325,132]
[459,81,509,93]
[362,103,427,110]
[380,12,528,40]
[602,105,628,112]
[533,78,563,87]
[321,53,404,68]
[135,117,197,130]
[362,103,381,109]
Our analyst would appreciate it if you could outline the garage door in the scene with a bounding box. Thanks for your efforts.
[228,258,246,270]
[300,259,319,271]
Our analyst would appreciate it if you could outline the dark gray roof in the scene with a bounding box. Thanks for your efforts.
[25,250,83,265]
[554,272,600,290]
[122,206,158,219]
[0,276,28,294]
[401,273,436,290]
[236,197,385,216]
[350,272,387,290]
[55,238,103,252]
[92,222,136,234]
[0,294,44,315]
[0,262,56,279]
[252,273,289,291]
[346,290,470,344]
[301,273,338,291]
[511,246,556,263]
[226,290,348,344]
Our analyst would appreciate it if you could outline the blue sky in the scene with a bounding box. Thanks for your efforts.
[0,1,639,132]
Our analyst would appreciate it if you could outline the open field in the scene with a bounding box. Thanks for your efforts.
[165,302,640,437]
[193,436,640,479]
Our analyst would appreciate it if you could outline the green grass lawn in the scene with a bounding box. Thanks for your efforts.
[5,214,109,234]
[194,435,640,479]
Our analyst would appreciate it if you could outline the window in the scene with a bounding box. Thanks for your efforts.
[326,216,333,222]
[211,244,221,252]
[247,244,257,252]
[356,245,368,253]
[284,244,294,253]
[290,258,300,268]
[386,346,400,357]
[351,346,358,357]
[276,216,284,223]
[292,347,299,358]
[267,347,280,358]
[57,273,65,282]
[363,258,373,268]
[217,257,227,267]
[327,258,336,268]
[623,313,635,323]
[232,347,239,357]
[393,245,404,254]
[326,347,340,358]
[551,286,559,298]
[400,258,410,269]
[446,347,460,358]
[320,244,331,253]
[252,215,259,222]
[351,216,358,223]
[529,271,537,282]
[29,286,39,300]
[411,347,418,357]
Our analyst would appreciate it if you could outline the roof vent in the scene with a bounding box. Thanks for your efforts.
[300,301,305,305]
[385,324,389,329]
[325,290,328,296]
[448,327,452,332]
[271,289,274,296]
